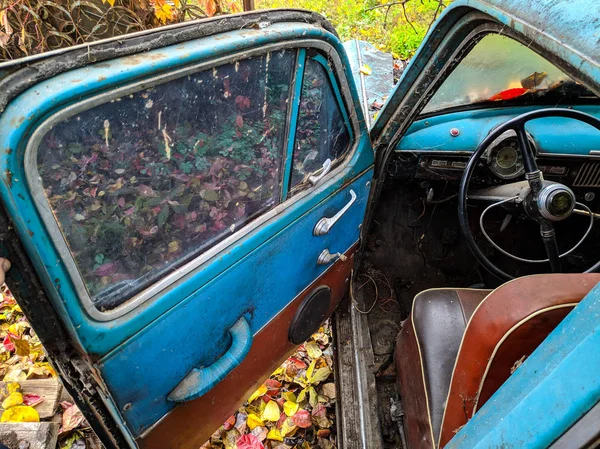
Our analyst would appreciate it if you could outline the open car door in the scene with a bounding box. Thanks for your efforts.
[0,11,374,448]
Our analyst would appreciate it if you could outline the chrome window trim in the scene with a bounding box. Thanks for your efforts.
[25,38,360,322]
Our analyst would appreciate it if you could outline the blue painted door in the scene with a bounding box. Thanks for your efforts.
[0,12,374,449]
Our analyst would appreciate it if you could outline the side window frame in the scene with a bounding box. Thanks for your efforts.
[25,47,298,319]
[16,39,364,326]
[283,50,355,199]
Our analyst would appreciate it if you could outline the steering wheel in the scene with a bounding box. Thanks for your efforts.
[458,108,600,281]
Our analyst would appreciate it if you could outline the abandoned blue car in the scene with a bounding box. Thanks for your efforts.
[0,0,599,447]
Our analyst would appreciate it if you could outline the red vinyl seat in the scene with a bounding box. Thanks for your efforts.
[395,273,600,449]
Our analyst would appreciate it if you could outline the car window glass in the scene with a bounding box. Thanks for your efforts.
[290,57,351,190]
[423,33,597,114]
[36,50,295,311]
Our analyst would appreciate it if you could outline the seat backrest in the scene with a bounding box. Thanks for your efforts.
[438,273,600,448]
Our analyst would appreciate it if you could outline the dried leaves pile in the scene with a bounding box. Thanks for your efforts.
[203,324,337,449]
[0,285,95,449]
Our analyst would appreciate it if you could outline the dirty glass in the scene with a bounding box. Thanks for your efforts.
[423,33,597,114]
[290,58,351,189]
[37,50,295,311]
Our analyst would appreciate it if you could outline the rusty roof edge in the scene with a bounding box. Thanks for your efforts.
[0,9,336,114]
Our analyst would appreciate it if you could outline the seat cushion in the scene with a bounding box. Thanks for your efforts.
[396,274,600,449]
[395,288,490,449]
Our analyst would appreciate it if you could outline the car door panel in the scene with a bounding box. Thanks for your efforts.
[0,22,366,354]
[98,169,372,437]
[0,13,374,448]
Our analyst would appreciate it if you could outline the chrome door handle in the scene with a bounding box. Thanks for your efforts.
[308,158,332,186]
[314,189,357,236]
[317,249,348,265]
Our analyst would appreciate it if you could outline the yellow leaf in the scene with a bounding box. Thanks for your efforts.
[271,367,284,377]
[6,382,20,394]
[3,370,26,382]
[283,391,297,403]
[297,388,308,403]
[1,392,23,409]
[283,400,299,417]
[154,1,174,24]
[246,413,264,430]
[261,400,280,422]
[310,367,331,385]
[308,386,318,408]
[247,384,267,403]
[305,341,322,359]
[0,10,13,36]
[168,241,179,253]
[305,359,316,381]
[1,405,39,422]
[267,428,283,441]
[106,0,115,6]
[360,64,372,76]
[280,417,298,437]
[172,0,181,6]
[12,337,29,357]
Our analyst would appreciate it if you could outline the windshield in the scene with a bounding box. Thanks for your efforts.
[423,33,598,114]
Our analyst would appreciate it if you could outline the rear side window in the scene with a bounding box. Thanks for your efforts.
[35,50,295,311]
[290,57,351,190]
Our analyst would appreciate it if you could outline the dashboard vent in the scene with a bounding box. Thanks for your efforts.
[573,161,600,187]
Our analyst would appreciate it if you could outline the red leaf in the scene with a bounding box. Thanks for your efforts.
[236,434,264,449]
[312,403,326,417]
[288,357,307,369]
[204,0,216,17]
[276,412,286,429]
[292,409,312,428]
[59,402,85,434]
[223,414,236,431]
[488,87,528,101]
[3,333,16,352]
[235,95,251,109]
[23,394,44,407]
[92,262,118,277]
[265,378,282,396]
[264,379,282,389]
[235,115,244,128]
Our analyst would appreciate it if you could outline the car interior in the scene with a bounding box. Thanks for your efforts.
[354,29,600,448]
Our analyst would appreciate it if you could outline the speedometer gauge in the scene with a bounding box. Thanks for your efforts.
[495,146,518,169]
[486,133,526,180]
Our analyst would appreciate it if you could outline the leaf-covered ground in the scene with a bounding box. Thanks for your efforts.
[202,324,337,449]
[0,285,99,449]
[0,283,337,449]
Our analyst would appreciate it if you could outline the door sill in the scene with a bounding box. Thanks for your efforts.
[333,294,384,449]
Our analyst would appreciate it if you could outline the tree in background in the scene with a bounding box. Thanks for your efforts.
[0,0,241,61]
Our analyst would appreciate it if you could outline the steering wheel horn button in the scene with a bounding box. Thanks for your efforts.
[537,183,576,221]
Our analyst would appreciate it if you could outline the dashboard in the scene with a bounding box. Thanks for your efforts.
[395,106,600,191]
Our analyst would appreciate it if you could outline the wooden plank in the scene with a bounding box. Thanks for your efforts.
[0,379,62,419]
[0,421,59,449]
